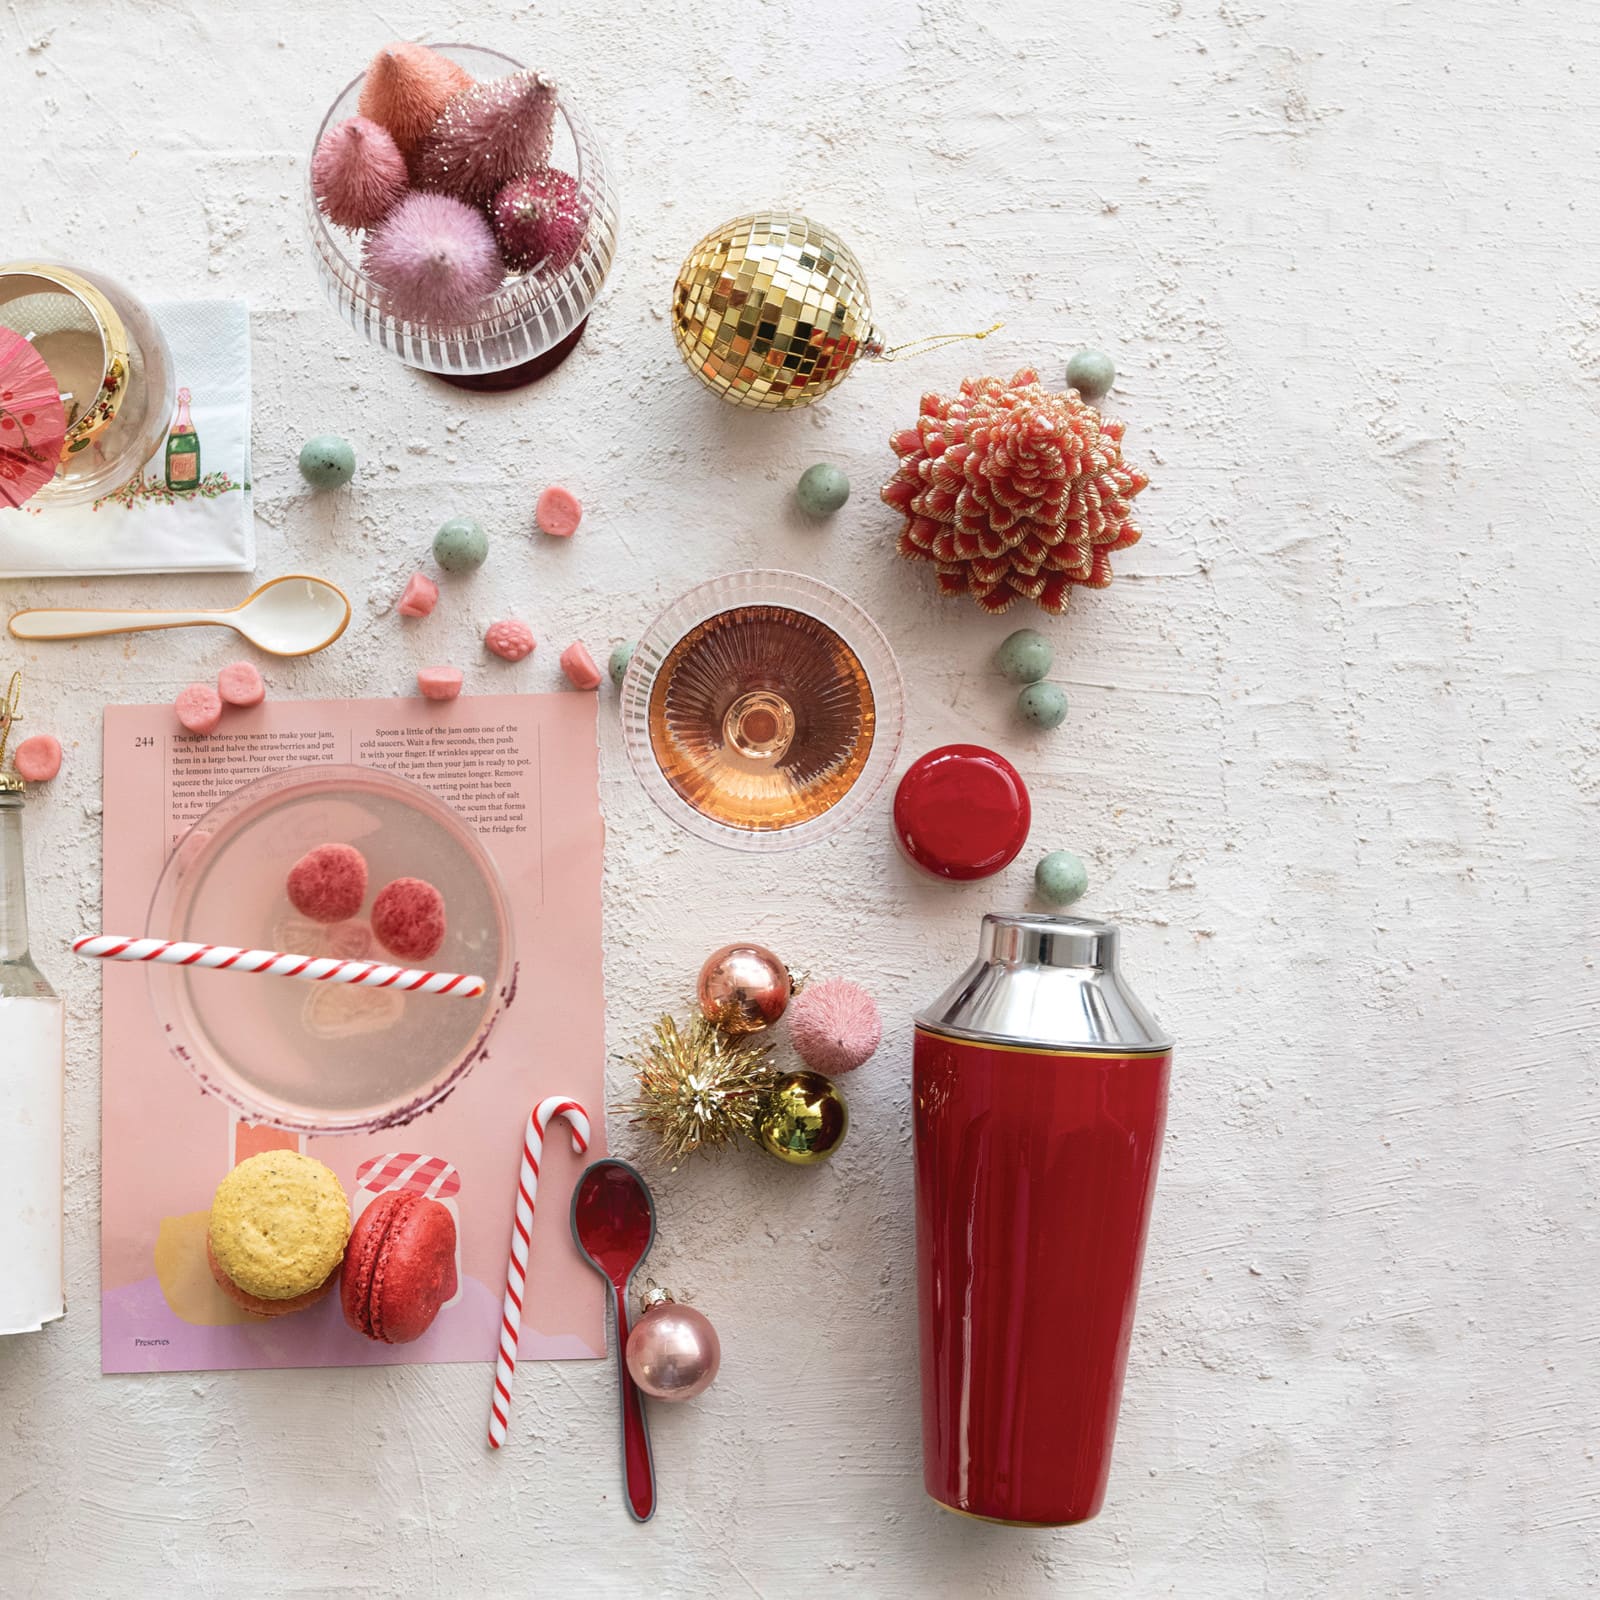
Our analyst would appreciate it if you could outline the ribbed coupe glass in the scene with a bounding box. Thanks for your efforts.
[305,44,619,386]
[620,570,905,851]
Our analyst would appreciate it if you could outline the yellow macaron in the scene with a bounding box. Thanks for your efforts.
[208,1151,350,1302]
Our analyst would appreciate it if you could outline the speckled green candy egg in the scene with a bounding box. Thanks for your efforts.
[297,435,356,489]
[608,640,636,687]
[1065,348,1116,405]
[432,516,489,572]
[995,627,1052,684]
[1035,849,1089,906]
[795,463,850,517]
[1017,681,1068,730]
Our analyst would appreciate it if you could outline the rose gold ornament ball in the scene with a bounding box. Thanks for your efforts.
[624,1290,721,1402]
[696,943,792,1035]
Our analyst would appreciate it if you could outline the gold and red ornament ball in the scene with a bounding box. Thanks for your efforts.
[882,367,1149,615]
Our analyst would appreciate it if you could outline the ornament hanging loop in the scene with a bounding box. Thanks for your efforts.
[871,321,1004,365]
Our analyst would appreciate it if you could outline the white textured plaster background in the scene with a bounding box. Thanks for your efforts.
[1,1,1597,1595]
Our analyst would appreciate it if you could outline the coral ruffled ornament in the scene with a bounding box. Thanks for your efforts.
[882,368,1149,616]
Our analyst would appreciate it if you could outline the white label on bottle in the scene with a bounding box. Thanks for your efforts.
[0,997,65,1334]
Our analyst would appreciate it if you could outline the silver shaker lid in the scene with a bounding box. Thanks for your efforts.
[916,913,1172,1054]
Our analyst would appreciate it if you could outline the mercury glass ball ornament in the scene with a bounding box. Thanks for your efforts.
[696,943,791,1035]
[624,1288,721,1402]
[753,1070,849,1165]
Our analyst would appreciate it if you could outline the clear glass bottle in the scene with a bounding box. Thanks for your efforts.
[0,784,66,1333]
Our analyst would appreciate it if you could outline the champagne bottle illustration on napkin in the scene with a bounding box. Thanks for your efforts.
[165,386,200,491]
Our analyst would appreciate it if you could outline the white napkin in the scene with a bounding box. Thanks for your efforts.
[0,299,253,578]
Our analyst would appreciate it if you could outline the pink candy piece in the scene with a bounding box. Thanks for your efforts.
[176,683,223,735]
[371,876,447,962]
[12,734,62,783]
[417,666,464,702]
[287,843,369,925]
[559,642,602,690]
[397,573,439,618]
[535,485,582,538]
[217,661,266,708]
[485,619,536,661]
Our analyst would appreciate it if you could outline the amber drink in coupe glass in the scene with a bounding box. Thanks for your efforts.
[146,766,513,1134]
[620,571,904,850]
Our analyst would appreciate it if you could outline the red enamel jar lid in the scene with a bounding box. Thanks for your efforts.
[893,744,1031,881]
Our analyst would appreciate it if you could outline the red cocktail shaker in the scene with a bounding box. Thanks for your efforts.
[915,913,1172,1526]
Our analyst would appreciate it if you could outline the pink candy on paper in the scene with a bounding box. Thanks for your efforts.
[485,620,536,661]
[536,485,582,537]
[397,573,439,618]
[417,666,463,701]
[12,734,62,783]
[372,877,447,963]
[175,684,223,735]
[217,661,266,708]
[559,642,602,690]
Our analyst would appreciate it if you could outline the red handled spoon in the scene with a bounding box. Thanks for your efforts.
[571,1158,657,1523]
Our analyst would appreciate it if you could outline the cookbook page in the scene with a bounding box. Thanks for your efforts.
[98,693,605,1374]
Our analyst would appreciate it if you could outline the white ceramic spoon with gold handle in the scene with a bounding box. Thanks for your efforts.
[8,574,351,658]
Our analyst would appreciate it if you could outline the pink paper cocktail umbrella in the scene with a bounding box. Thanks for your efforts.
[0,327,67,508]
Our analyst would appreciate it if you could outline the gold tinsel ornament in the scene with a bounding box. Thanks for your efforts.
[671,211,1000,411]
[620,1014,775,1167]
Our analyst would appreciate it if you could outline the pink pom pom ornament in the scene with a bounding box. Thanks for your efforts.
[491,169,587,274]
[362,193,504,324]
[358,42,473,157]
[311,116,410,231]
[787,978,882,1074]
[414,71,558,207]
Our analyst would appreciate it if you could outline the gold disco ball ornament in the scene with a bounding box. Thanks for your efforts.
[672,212,882,410]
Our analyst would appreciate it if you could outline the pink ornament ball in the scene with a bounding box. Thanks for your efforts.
[491,169,588,274]
[287,843,369,925]
[397,573,439,618]
[217,661,266,708]
[371,877,447,963]
[311,116,410,232]
[417,665,463,701]
[12,734,61,783]
[484,619,536,661]
[362,193,504,325]
[175,683,223,736]
[787,978,882,1074]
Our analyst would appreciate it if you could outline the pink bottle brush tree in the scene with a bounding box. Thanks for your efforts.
[361,192,505,324]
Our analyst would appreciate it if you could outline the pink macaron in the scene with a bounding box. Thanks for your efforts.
[217,661,266,708]
[340,1191,458,1344]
